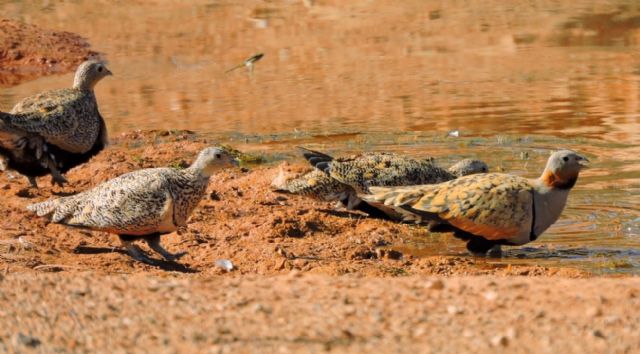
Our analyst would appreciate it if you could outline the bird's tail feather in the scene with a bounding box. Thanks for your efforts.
[26,199,62,217]
[297,147,334,173]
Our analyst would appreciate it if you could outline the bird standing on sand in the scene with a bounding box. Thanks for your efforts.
[272,147,488,219]
[0,60,112,187]
[361,150,588,255]
[27,147,238,265]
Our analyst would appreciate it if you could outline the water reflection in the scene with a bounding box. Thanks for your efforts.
[1,0,639,142]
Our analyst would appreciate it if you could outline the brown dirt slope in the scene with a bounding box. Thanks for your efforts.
[0,19,98,87]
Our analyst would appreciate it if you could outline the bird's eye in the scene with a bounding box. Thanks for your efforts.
[563,156,569,162]
[97,66,103,72]
[215,153,221,159]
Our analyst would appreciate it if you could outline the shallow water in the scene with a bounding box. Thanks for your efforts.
[0,0,638,273]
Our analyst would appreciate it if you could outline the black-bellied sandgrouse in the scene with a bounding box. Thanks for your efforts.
[27,147,238,265]
[361,150,588,255]
[272,147,488,219]
[0,60,112,187]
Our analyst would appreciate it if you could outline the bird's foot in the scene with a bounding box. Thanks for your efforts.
[27,176,39,188]
[50,173,68,187]
[486,245,503,258]
[146,235,186,262]
[466,238,499,257]
[126,246,158,265]
[120,239,158,265]
[160,251,187,262]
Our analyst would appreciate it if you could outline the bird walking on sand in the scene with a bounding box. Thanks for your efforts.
[0,60,112,187]
[361,150,588,255]
[272,147,488,219]
[27,147,238,265]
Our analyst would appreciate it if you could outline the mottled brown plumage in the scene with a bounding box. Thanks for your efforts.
[0,60,111,187]
[362,150,588,255]
[27,147,238,265]
[272,148,488,219]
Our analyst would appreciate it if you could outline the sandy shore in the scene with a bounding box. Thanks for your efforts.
[1,273,639,353]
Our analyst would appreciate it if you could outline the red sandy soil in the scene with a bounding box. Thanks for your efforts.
[0,131,638,352]
[0,19,98,87]
[1,273,638,353]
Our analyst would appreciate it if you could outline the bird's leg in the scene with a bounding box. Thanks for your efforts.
[119,236,157,265]
[49,168,68,187]
[43,155,67,187]
[27,176,38,188]
[145,234,186,261]
[466,237,499,256]
[27,136,45,159]
[486,245,503,258]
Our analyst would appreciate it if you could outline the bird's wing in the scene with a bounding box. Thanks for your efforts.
[330,153,440,192]
[64,169,177,234]
[4,89,84,138]
[364,173,533,240]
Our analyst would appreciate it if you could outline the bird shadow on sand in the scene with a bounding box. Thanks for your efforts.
[73,246,198,273]
[15,187,77,199]
[316,208,367,219]
[51,190,78,197]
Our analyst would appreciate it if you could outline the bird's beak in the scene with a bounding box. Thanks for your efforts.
[106,69,113,76]
[578,155,590,168]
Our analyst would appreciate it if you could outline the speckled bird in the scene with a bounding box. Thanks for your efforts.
[361,150,588,255]
[272,148,488,219]
[0,60,112,187]
[27,147,238,265]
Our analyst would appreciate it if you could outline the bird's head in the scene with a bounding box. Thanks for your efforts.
[541,150,589,189]
[73,60,113,90]
[191,147,239,177]
[448,159,489,177]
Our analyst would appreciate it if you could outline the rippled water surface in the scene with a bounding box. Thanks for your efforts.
[0,0,638,273]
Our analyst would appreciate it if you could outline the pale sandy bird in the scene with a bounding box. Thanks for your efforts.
[0,60,112,187]
[272,148,488,219]
[27,147,238,265]
[361,150,588,255]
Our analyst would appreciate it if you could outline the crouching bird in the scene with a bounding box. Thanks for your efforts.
[27,147,238,265]
[0,60,112,187]
[272,147,488,220]
[361,150,588,255]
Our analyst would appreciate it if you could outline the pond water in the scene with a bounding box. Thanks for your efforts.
[0,0,638,273]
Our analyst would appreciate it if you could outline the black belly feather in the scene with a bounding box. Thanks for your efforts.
[0,129,106,178]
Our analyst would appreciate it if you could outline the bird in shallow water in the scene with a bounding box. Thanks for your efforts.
[27,147,238,265]
[271,147,488,219]
[0,60,112,188]
[361,150,588,255]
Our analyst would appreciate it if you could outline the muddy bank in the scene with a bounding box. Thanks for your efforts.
[0,130,587,277]
[1,273,638,353]
[0,19,98,87]
[1,132,638,352]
